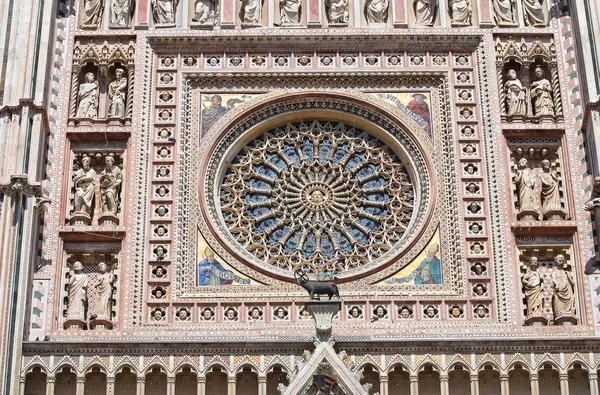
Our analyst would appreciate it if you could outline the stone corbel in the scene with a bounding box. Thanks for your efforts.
[0,175,42,197]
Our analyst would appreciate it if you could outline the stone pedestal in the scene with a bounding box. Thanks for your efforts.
[517,208,539,221]
[554,313,577,326]
[304,300,341,344]
[64,317,87,330]
[69,213,91,226]
[525,314,548,326]
[90,317,114,330]
[543,208,566,221]
[98,213,120,226]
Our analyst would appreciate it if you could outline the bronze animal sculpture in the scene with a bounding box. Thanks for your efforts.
[295,270,340,300]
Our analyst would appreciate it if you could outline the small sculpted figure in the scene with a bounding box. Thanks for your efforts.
[493,0,516,25]
[81,0,104,27]
[193,0,217,23]
[522,257,543,316]
[152,0,178,24]
[365,0,389,24]
[530,66,555,116]
[72,157,96,217]
[93,262,115,320]
[67,262,88,319]
[523,0,547,27]
[448,0,472,25]
[100,156,122,214]
[280,0,301,24]
[108,68,127,118]
[515,158,537,212]
[241,0,262,24]
[110,0,133,27]
[76,73,99,119]
[326,0,349,23]
[552,255,575,316]
[505,69,526,116]
[414,0,437,26]
[540,159,562,216]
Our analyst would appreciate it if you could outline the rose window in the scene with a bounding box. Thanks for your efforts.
[219,120,416,275]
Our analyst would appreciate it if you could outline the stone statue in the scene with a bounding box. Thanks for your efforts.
[295,350,312,374]
[414,0,437,26]
[73,157,96,217]
[515,158,537,212]
[493,0,515,25]
[448,0,472,25]
[552,255,575,316]
[241,0,262,24]
[76,72,99,119]
[522,257,543,316]
[541,159,562,216]
[276,383,287,394]
[326,0,349,23]
[505,69,526,116]
[152,0,178,24]
[108,68,127,118]
[530,66,555,116]
[365,0,389,24]
[81,0,104,27]
[280,0,301,24]
[92,262,115,320]
[67,262,88,319]
[100,156,122,214]
[110,0,133,27]
[192,0,217,24]
[522,0,547,27]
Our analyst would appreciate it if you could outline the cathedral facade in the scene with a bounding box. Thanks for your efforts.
[2,0,600,394]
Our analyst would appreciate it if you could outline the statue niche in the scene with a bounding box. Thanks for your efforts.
[530,64,555,122]
[365,0,389,25]
[192,0,218,25]
[326,0,349,24]
[80,0,105,29]
[152,0,179,25]
[110,0,134,28]
[107,68,128,119]
[240,0,263,26]
[493,0,516,26]
[280,0,301,25]
[448,0,472,26]
[521,256,547,326]
[503,67,527,121]
[552,254,577,325]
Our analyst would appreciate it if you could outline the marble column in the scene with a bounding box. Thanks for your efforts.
[197,376,206,395]
[106,376,115,395]
[500,373,510,395]
[589,372,599,395]
[258,375,267,395]
[559,373,570,395]
[440,374,450,395]
[45,376,55,395]
[167,375,176,395]
[228,376,236,395]
[379,374,389,395]
[410,374,419,395]
[136,376,146,395]
[19,376,25,395]
[529,373,540,395]
[470,374,480,395]
[76,376,85,395]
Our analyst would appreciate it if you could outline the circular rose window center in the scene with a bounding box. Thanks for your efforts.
[219,120,416,275]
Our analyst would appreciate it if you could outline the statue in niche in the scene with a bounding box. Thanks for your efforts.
[540,159,563,218]
[110,0,133,27]
[67,262,88,319]
[81,0,104,27]
[365,0,389,24]
[152,0,178,24]
[448,0,472,25]
[100,156,122,214]
[493,0,516,25]
[76,72,99,119]
[522,256,543,316]
[108,68,127,118]
[522,0,547,27]
[515,157,538,214]
[552,254,575,316]
[241,0,262,24]
[530,66,555,116]
[280,0,301,24]
[326,0,349,23]
[192,0,217,24]
[505,69,527,116]
[414,0,437,25]
[91,262,115,320]
[72,157,96,217]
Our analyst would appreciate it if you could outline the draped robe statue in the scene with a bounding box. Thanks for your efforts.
[76,73,99,119]
[523,0,547,27]
[326,0,349,23]
[81,0,104,27]
[67,262,88,319]
[280,0,301,24]
[100,156,122,214]
[541,159,561,214]
[152,0,178,24]
[110,0,133,27]
[108,68,127,118]
[414,0,437,26]
[505,69,526,116]
[448,0,472,25]
[493,0,515,25]
[93,262,115,320]
[515,158,537,212]
[241,0,262,23]
[530,66,555,116]
[193,0,217,23]
[73,157,96,217]
[365,0,389,24]
[552,255,575,316]
[522,257,543,316]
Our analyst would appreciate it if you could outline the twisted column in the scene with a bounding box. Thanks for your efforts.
[549,63,563,121]
[68,66,81,124]
[126,63,135,123]
[496,61,507,120]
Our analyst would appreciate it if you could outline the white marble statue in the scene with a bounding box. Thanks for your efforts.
[67,262,88,319]
[522,0,547,27]
[552,255,575,316]
[81,0,104,27]
[192,0,217,23]
[365,0,389,24]
[280,0,301,24]
[93,262,115,320]
[448,0,472,25]
[100,156,122,214]
[108,68,127,118]
[414,0,437,25]
[522,257,543,316]
[241,0,263,24]
[541,159,561,214]
[76,72,99,119]
[530,66,555,116]
[515,158,537,211]
[505,69,526,116]
[326,0,349,23]
[493,0,515,25]
[73,157,96,217]
[152,0,178,24]
[110,0,133,27]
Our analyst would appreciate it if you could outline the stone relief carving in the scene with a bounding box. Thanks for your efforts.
[71,156,97,225]
[100,156,123,218]
[76,72,99,119]
[521,256,544,323]
[152,0,178,25]
[108,68,127,118]
[81,0,105,28]
[110,0,134,27]
[90,262,116,324]
[493,0,516,25]
[552,254,576,323]
[326,0,349,24]
[540,159,564,220]
[522,0,547,27]
[66,262,88,323]
[192,0,218,24]
[365,0,389,25]
[280,0,301,24]
[414,0,437,25]
[530,65,555,118]
[448,0,472,25]
[514,157,539,220]
[504,69,527,118]
[241,0,263,24]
